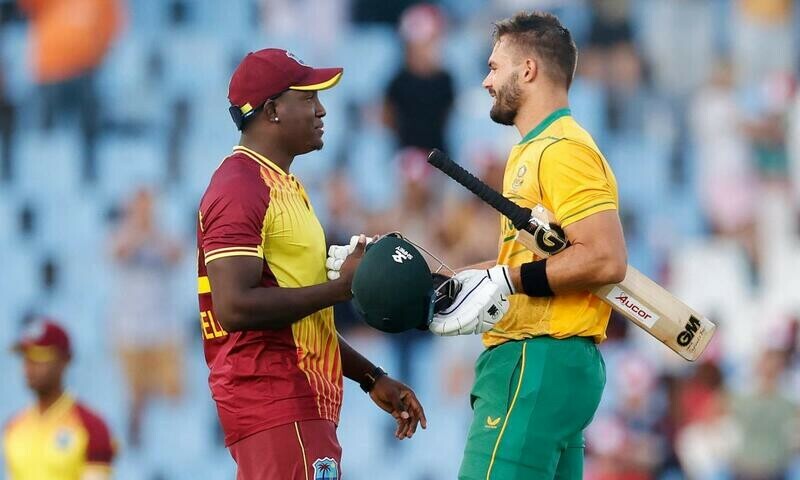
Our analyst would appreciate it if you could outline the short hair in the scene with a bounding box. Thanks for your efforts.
[493,11,577,89]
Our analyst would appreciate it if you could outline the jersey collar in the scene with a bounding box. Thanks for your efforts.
[35,392,74,419]
[233,145,287,176]
[518,108,571,145]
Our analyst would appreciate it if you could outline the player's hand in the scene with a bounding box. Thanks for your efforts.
[369,376,427,440]
[429,272,509,336]
[332,235,368,299]
[326,235,375,280]
[457,266,515,296]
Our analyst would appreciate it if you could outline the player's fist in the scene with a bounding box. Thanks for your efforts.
[429,273,509,336]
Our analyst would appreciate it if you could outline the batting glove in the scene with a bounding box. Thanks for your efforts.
[429,273,509,336]
[456,266,515,297]
[326,235,373,280]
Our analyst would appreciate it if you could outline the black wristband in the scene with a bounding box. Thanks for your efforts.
[520,259,554,297]
[359,366,387,393]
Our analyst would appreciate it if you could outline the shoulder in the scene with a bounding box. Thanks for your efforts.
[3,408,31,435]
[207,154,267,194]
[73,402,115,463]
[201,154,270,209]
[73,402,112,439]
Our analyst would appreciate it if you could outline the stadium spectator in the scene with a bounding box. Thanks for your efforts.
[0,49,14,182]
[732,0,795,88]
[3,319,115,480]
[384,3,454,155]
[108,187,184,449]
[730,348,798,480]
[689,62,759,267]
[16,0,124,182]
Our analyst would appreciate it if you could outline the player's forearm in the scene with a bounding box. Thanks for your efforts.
[338,335,377,383]
[215,281,351,332]
[510,242,626,295]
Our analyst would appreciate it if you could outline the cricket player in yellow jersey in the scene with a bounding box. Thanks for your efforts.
[450,12,628,480]
[3,320,115,480]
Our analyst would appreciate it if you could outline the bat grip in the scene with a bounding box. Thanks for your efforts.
[427,149,532,231]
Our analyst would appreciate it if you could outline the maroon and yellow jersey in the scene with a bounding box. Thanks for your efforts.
[3,393,114,480]
[197,145,342,446]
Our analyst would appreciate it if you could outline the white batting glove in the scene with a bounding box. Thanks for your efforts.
[429,273,509,336]
[456,266,515,297]
[326,235,373,280]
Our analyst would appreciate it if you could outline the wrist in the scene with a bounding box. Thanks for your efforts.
[486,265,514,296]
[332,277,353,302]
[519,259,554,297]
[359,366,387,393]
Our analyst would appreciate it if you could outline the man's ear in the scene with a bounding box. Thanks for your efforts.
[522,57,538,84]
[264,100,279,123]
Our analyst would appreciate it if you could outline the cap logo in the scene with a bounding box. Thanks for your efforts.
[392,246,413,264]
[285,51,309,67]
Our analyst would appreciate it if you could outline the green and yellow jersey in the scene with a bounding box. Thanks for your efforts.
[484,108,619,348]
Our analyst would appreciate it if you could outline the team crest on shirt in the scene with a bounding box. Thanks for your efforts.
[312,457,339,480]
[511,164,527,191]
[54,428,75,450]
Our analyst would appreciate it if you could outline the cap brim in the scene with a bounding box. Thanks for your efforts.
[290,68,343,91]
[13,343,62,363]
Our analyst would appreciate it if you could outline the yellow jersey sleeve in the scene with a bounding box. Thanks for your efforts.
[539,140,617,228]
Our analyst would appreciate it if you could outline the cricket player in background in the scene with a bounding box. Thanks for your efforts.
[198,49,425,480]
[451,12,628,480]
[3,319,116,480]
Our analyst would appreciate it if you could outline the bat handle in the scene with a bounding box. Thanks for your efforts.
[427,149,532,231]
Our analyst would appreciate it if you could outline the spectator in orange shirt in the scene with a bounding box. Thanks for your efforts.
[2,319,116,480]
[17,0,124,182]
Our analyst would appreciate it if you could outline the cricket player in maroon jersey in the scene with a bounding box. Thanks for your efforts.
[197,49,427,480]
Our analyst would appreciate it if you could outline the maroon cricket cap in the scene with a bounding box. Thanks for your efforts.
[228,48,343,117]
[13,319,72,361]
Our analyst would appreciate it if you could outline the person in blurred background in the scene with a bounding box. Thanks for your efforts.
[108,187,183,449]
[729,348,798,480]
[199,49,425,479]
[383,3,454,156]
[16,0,123,182]
[453,11,626,479]
[0,51,15,183]
[2,319,115,480]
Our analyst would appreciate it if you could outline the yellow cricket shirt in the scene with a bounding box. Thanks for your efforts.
[484,108,619,348]
[3,393,114,480]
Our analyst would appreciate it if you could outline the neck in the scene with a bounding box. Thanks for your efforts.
[239,134,294,173]
[37,387,64,413]
[514,88,569,139]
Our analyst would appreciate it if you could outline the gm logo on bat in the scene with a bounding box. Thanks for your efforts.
[677,316,702,347]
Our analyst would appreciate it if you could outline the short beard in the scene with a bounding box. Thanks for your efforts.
[489,72,522,126]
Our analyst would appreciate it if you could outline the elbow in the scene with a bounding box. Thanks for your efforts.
[605,260,627,284]
[215,308,243,333]
[596,253,627,285]
[212,296,248,333]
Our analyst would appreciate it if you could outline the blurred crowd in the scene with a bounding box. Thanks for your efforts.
[1,0,800,479]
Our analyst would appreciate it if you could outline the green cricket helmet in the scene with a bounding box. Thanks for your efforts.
[351,234,459,333]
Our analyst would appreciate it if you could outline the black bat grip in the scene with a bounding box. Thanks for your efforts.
[427,149,532,231]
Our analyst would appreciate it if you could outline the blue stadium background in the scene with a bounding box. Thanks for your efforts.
[1,0,800,479]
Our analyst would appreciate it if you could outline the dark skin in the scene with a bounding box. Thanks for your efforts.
[208,90,426,438]
[22,352,68,412]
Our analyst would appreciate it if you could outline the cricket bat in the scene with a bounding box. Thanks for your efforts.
[427,149,716,361]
